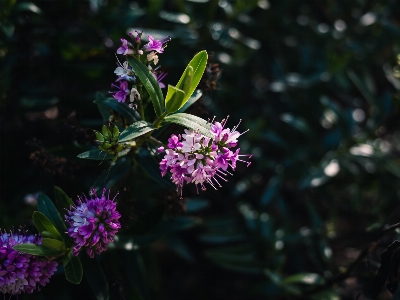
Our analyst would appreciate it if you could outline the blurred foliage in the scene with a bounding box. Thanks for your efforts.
[3,0,400,299]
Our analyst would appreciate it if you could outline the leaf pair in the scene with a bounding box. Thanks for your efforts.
[165,50,208,114]
[126,50,208,116]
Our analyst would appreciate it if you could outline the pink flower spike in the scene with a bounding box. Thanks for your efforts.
[144,35,170,53]
[117,38,133,55]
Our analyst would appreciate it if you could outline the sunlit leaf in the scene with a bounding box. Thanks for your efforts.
[163,113,212,138]
[118,121,156,142]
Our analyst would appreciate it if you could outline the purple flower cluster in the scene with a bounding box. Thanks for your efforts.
[65,189,121,258]
[0,231,58,295]
[110,32,170,105]
[159,118,251,195]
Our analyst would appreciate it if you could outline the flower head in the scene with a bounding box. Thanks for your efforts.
[110,81,130,102]
[114,61,135,82]
[159,118,251,195]
[0,231,58,295]
[117,38,133,55]
[65,189,121,258]
[143,35,171,53]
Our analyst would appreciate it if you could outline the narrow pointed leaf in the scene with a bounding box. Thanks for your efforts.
[175,51,207,106]
[64,255,83,284]
[41,231,57,239]
[165,85,185,113]
[163,113,212,138]
[37,194,67,240]
[126,56,164,117]
[32,211,63,242]
[13,244,64,256]
[42,238,66,251]
[54,186,73,211]
[118,121,156,142]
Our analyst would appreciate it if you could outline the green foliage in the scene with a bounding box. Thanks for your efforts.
[4,0,400,299]
[118,121,156,142]
[126,56,165,117]
[163,113,213,138]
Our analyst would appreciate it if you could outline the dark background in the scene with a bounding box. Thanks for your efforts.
[2,0,400,299]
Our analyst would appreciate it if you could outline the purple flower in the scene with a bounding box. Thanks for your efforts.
[155,71,167,88]
[159,119,251,195]
[110,81,130,102]
[114,61,135,82]
[167,134,182,149]
[0,231,58,295]
[65,189,121,258]
[117,38,133,55]
[144,35,171,53]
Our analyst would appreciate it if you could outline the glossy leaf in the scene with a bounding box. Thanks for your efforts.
[32,211,63,242]
[163,113,212,138]
[118,121,156,142]
[81,254,109,300]
[174,50,207,107]
[13,244,64,256]
[42,238,66,250]
[94,97,140,124]
[126,56,164,117]
[41,231,57,239]
[64,254,83,284]
[165,85,186,113]
[37,194,67,240]
[54,186,73,211]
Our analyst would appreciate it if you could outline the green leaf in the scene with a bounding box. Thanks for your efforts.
[81,255,109,300]
[165,85,186,113]
[64,254,83,284]
[42,238,66,250]
[16,2,41,13]
[118,121,156,142]
[13,244,64,256]
[126,56,164,117]
[174,51,207,108]
[37,194,67,240]
[32,211,63,242]
[54,186,73,211]
[163,113,212,138]
[77,149,130,160]
[94,97,141,124]
[41,231,56,239]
